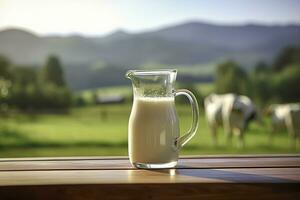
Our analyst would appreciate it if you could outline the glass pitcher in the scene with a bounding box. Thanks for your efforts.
[126,69,199,169]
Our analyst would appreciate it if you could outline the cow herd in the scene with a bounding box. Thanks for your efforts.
[204,93,300,148]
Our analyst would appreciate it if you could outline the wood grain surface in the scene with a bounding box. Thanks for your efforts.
[0,155,299,200]
[0,155,299,171]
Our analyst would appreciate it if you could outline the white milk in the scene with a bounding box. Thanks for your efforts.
[128,97,180,164]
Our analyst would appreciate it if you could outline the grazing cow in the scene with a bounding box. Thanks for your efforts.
[204,93,257,147]
[267,103,300,148]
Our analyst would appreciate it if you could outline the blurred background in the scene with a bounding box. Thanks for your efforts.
[0,0,300,157]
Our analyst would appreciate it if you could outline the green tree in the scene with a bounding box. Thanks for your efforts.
[40,55,72,111]
[8,64,72,112]
[8,66,39,111]
[42,55,66,86]
[273,46,300,71]
[38,83,72,110]
[215,60,249,95]
[0,55,11,79]
[0,55,12,109]
[250,61,273,106]
[273,65,300,102]
[253,61,269,75]
[247,46,300,105]
[12,66,38,85]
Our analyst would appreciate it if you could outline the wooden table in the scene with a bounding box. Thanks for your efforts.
[0,155,299,199]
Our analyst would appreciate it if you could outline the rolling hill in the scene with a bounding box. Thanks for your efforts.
[0,21,300,90]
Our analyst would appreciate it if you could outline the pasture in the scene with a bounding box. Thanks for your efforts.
[0,104,299,158]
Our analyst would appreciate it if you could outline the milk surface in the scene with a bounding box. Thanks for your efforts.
[128,97,180,164]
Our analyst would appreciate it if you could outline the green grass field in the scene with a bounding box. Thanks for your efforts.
[0,104,299,158]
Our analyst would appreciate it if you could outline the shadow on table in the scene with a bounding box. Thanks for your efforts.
[150,168,297,183]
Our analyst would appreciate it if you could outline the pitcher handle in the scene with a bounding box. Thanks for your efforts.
[175,89,199,149]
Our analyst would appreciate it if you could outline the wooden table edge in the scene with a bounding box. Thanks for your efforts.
[0,154,299,162]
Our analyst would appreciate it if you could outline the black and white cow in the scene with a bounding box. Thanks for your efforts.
[204,93,257,147]
[268,103,300,148]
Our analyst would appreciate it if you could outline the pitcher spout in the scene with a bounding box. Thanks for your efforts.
[125,70,134,80]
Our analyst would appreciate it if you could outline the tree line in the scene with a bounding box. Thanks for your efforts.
[1,46,299,112]
[215,46,300,106]
[0,55,71,113]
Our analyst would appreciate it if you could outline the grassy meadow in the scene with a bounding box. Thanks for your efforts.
[1,103,299,158]
[1,83,299,158]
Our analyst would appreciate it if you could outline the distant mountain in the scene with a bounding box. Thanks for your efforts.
[0,29,45,64]
[146,22,300,48]
[1,21,300,90]
[1,21,300,67]
[99,29,130,42]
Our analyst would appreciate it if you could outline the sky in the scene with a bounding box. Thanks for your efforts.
[0,0,300,36]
